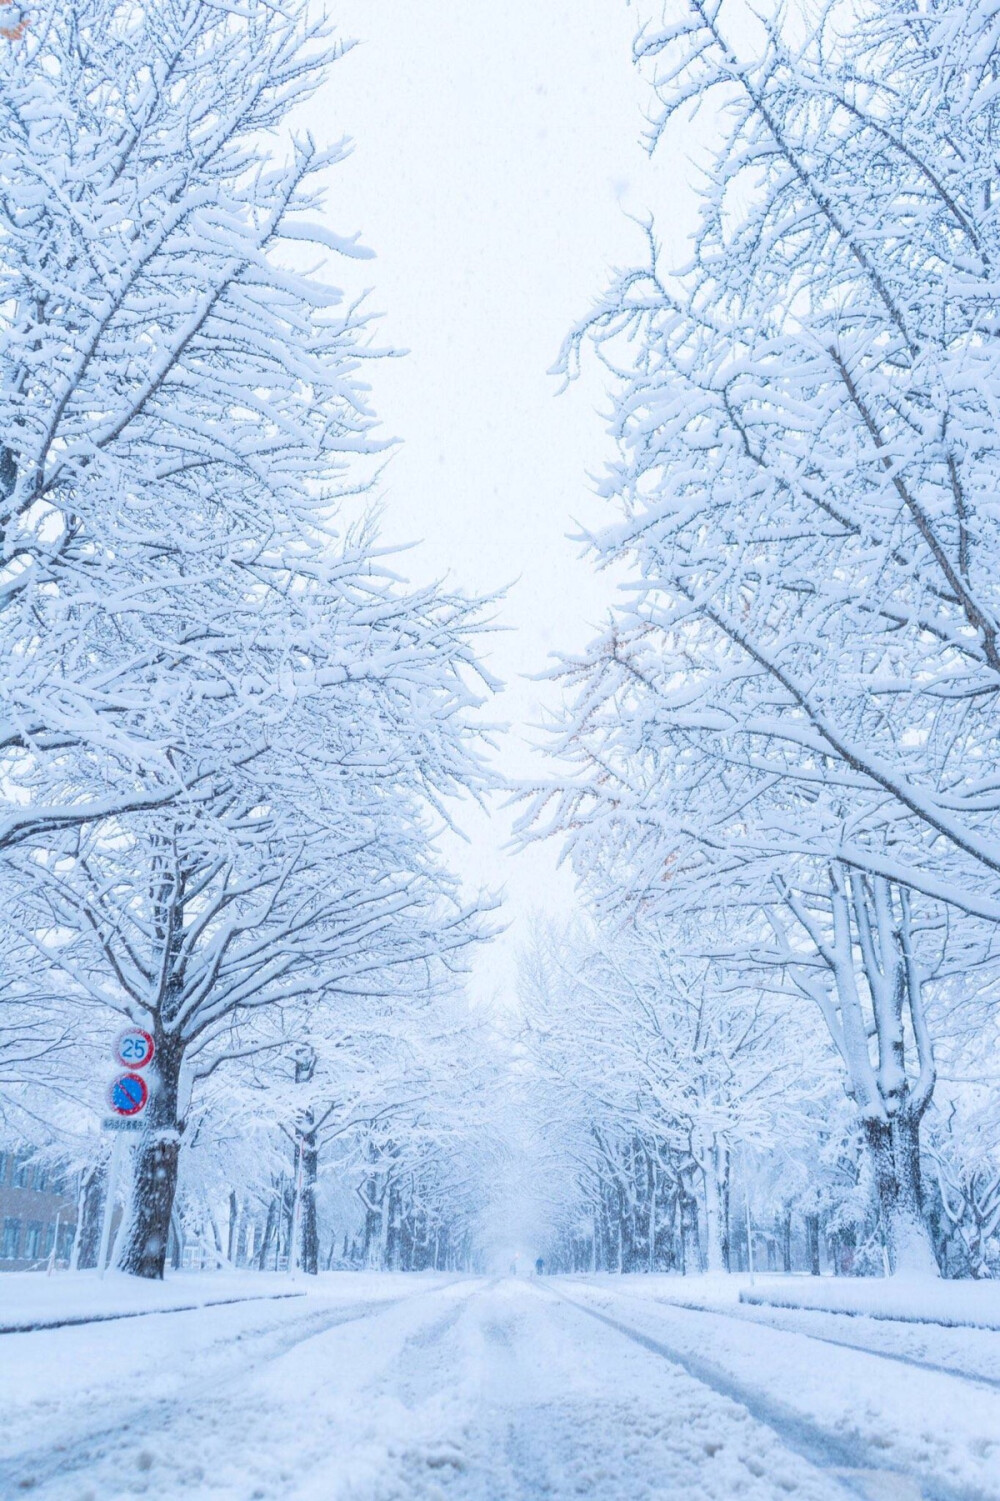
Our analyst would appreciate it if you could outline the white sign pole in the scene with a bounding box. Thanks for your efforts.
[97,1133,124,1279]
[46,1206,60,1278]
[47,1211,60,1276]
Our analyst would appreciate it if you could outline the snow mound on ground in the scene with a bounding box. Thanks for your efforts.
[739,1276,1000,1330]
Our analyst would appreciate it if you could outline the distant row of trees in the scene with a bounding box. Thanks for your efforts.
[520,913,999,1279]
[519,0,1000,1279]
[0,0,497,1277]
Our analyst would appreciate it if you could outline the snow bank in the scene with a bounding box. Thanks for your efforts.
[738,1274,1000,1329]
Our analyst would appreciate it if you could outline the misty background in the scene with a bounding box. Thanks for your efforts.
[302,1,695,1007]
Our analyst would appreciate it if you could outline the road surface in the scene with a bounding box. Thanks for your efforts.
[1,1275,997,1500]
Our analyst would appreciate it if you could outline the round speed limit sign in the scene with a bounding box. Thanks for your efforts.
[114,1027,155,1070]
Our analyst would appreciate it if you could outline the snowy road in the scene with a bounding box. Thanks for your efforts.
[2,1275,998,1501]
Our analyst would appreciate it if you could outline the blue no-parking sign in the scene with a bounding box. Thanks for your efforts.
[108,1072,148,1117]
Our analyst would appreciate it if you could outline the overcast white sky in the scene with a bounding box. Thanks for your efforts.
[300,2,695,1009]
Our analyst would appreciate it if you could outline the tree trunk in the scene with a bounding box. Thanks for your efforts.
[169,1211,183,1269]
[227,1191,238,1264]
[380,1184,391,1269]
[299,1128,319,1275]
[118,1134,180,1278]
[780,1207,792,1274]
[647,1159,657,1273]
[292,1049,319,1275]
[117,1032,183,1279]
[73,1162,106,1270]
[362,1180,381,1269]
[679,1184,700,1275]
[257,1191,279,1270]
[805,1212,821,1276]
[703,1155,726,1273]
[718,1144,731,1271]
[864,1111,939,1277]
[281,1181,294,1267]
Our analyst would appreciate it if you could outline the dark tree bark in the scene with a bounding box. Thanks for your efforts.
[864,1109,939,1276]
[679,1180,700,1275]
[719,1145,731,1272]
[805,1212,821,1276]
[281,1181,295,1266]
[361,1178,382,1266]
[257,1190,279,1270]
[227,1191,238,1264]
[780,1206,793,1274]
[299,1130,319,1274]
[118,1134,180,1279]
[293,1048,319,1275]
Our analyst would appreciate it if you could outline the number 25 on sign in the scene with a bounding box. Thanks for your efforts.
[115,1027,155,1069]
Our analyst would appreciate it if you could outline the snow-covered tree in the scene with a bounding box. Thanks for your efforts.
[0,0,386,845]
[525,0,1000,1275]
[252,981,499,1275]
[8,542,496,1277]
[521,916,819,1273]
[928,1103,1000,1280]
[0,0,502,1279]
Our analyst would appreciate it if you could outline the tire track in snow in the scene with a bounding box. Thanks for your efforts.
[545,1284,988,1501]
[669,1296,996,1386]
[620,1292,1000,1394]
[425,1281,859,1501]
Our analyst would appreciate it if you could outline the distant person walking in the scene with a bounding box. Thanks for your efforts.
[535,1257,544,1275]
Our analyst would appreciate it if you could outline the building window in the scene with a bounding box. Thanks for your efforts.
[34,1166,49,1193]
[12,1156,31,1190]
[2,1218,21,1259]
[57,1223,74,1261]
[0,1152,7,1184]
[23,1222,42,1259]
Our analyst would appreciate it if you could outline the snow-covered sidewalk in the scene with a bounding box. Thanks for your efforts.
[572,1272,1000,1332]
[0,1267,436,1332]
